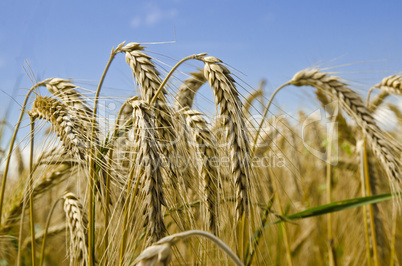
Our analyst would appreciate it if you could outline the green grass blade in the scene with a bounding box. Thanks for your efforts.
[271,192,400,226]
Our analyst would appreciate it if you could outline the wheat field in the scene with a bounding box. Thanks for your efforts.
[0,41,401,265]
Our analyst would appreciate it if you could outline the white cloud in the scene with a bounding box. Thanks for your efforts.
[130,4,178,28]
[130,17,141,28]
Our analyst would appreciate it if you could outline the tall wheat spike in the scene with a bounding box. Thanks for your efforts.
[202,56,251,220]
[130,99,167,244]
[121,43,182,196]
[63,192,88,265]
[182,107,219,235]
[289,69,401,190]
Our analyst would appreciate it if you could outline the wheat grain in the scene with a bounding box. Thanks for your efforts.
[202,56,251,220]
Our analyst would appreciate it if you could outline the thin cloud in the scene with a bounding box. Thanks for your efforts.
[131,17,141,28]
[130,4,178,28]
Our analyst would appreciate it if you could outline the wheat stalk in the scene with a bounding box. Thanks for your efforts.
[63,192,88,265]
[173,69,207,110]
[242,80,265,117]
[134,230,243,266]
[289,69,401,190]
[182,108,219,235]
[202,56,251,221]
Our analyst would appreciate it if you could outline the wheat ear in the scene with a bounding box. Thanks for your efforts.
[368,75,402,112]
[29,96,87,159]
[63,192,88,265]
[373,74,402,95]
[45,78,93,116]
[173,69,207,110]
[121,42,176,146]
[182,108,219,235]
[289,69,401,189]
[315,89,354,144]
[121,43,181,191]
[130,99,167,244]
[202,56,251,220]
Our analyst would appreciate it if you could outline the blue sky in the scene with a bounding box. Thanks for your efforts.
[1,0,402,127]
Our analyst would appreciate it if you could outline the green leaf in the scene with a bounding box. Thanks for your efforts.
[270,192,400,226]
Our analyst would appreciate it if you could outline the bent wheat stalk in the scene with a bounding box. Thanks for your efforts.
[135,230,243,266]
[243,80,265,117]
[0,79,51,227]
[87,41,126,266]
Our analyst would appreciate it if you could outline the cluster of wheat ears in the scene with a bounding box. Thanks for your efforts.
[0,41,401,265]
